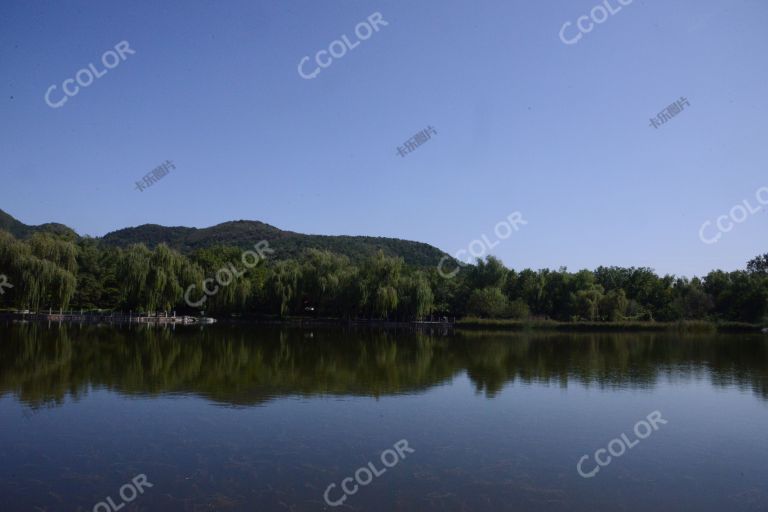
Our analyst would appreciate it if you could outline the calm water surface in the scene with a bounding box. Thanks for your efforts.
[1,323,767,511]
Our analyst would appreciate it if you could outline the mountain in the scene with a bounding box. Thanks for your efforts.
[102,220,451,267]
[0,209,451,268]
[0,209,78,239]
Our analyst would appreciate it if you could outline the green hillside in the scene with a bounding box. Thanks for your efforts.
[0,209,78,239]
[0,209,451,268]
[101,220,450,267]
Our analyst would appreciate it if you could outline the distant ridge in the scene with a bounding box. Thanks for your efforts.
[0,209,77,239]
[101,220,451,267]
[0,209,451,268]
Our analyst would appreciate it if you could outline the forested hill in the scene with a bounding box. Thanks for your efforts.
[0,209,451,268]
[101,221,450,267]
[0,209,77,239]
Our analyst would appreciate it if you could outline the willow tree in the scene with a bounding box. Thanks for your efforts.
[298,249,350,314]
[599,289,628,321]
[266,260,300,317]
[117,244,151,311]
[357,251,403,319]
[28,232,79,274]
[396,271,434,320]
[572,286,604,321]
[39,259,77,310]
[411,271,434,319]
[191,245,261,314]
[0,231,76,310]
[374,285,398,319]
[0,230,25,277]
[0,231,29,309]
[117,243,204,312]
[333,264,362,319]
[146,244,190,312]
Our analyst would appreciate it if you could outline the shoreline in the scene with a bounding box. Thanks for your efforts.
[455,318,764,333]
[1,312,764,333]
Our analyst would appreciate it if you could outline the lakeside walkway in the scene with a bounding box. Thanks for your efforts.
[5,311,215,325]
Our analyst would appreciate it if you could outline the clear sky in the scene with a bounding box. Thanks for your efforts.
[1,0,767,277]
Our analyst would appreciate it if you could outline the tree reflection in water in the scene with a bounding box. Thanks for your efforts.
[1,323,766,408]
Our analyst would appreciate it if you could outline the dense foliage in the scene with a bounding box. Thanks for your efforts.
[1,208,452,268]
[0,229,766,323]
[101,220,450,267]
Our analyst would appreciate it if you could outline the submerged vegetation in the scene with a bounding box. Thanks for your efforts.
[0,229,767,325]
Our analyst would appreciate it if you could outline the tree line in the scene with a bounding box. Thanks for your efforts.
[0,230,766,323]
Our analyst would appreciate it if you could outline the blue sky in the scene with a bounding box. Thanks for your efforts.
[1,0,767,276]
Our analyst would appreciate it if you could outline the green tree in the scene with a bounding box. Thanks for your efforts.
[467,287,509,318]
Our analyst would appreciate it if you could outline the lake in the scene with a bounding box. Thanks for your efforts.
[1,323,766,511]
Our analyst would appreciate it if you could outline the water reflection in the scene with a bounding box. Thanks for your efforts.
[1,322,767,408]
